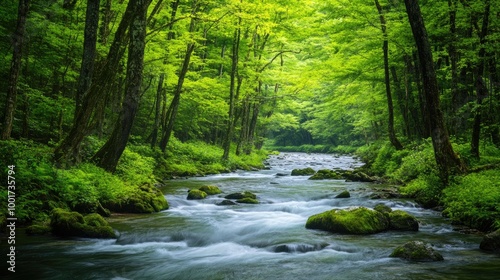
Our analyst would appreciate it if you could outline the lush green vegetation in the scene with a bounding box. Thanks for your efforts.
[1,0,499,234]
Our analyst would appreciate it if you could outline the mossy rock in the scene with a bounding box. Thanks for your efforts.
[50,208,115,239]
[236,198,259,204]
[305,207,389,234]
[187,189,207,200]
[390,241,444,261]
[335,190,351,198]
[199,185,222,195]
[103,183,169,213]
[291,167,316,176]
[342,170,376,182]
[309,169,342,180]
[25,224,52,235]
[225,191,257,200]
[389,210,419,231]
[480,229,500,253]
[374,203,393,215]
[217,200,237,206]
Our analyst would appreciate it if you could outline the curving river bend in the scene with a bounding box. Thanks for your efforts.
[15,153,500,279]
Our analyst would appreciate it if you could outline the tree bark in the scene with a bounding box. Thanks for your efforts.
[222,24,241,161]
[1,0,30,140]
[471,0,490,159]
[374,0,403,150]
[75,0,100,120]
[93,0,151,172]
[150,73,165,148]
[403,0,465,182]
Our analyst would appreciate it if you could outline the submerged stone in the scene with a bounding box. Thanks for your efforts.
[291,167,316,176]
[480,229,500,253]
[216,200,237,206]
[335,190,351,198]
[390,241,444,261]
[305,207,389,234]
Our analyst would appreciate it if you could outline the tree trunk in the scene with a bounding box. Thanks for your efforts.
[471,0,490,159]
[150,73,165,148]
[1,0,30,140]
[75,0,100,119]
[54,0,136,166]
[99,0,112,44]
[374,0,403,150]
[159,3,198,152]
[403,0,465,182]
[93,0,151,172]
[222,25,241,161]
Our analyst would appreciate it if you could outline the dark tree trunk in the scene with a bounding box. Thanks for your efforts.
[99,0,112,44]
[75,0,100,119]
[471,0,490,159]
[150,73,165,148]
[93,0,151,172]
[403,0,465,182]
[1,0,30,140]
[54,0,137,166]
[375,0,403,150]
[447,0,459,136]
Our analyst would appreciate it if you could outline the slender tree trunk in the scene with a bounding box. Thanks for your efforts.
[75,0,100,119]
[374,0,403,150]
[1,0,30,140]
[93,0,151,172]
[99,0,112,44]
[222,25,241,161]
[471,0,490,159]
[403,0,465,182]
[150,73,165,148]
[159,2,198,152]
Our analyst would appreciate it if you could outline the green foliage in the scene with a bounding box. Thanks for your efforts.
[443,170,500,231]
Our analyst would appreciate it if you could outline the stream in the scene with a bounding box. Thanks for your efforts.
[13,153,500,279]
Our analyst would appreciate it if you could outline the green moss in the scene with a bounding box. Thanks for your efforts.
[390,241,443,261]
[305,207,389,234]
[225,191,257,200]
[309,169,342,180]
[291,168,316,176]
[199,185,222,195]
[374,204,392,215]
[50,208,115,238]
[388,210,419,231]
[335,190,351,198]
[25,224,52,235]
[236,198,259,204]
[187,189,208,200]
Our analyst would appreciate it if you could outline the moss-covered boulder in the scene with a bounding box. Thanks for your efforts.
[480,229,500,253]
[199,185,222,195]
[305,207,389,234]
[389,210,419,231]
[217,200,237,206]
[374,203,393,215]
[291,168,316,176]
[50,208,115,238]
[187,189,207,200]
[236,197,259,204]
[390,241,444,261]
[103,183,169,213]
[335,190,351,198]
[341,170,376,182]
[225,191,257,200]
[309,169,342,180]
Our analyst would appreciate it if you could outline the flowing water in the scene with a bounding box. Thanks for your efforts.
[12,153,500,279]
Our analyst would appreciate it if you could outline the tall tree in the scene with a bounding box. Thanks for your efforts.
[75,0,101,119]
[1,0,30,140]
[374,0,403,150]
[403,0,465,181]
[92,0,151,172]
